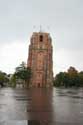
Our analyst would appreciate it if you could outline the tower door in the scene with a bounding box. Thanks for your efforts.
[36,73,43,87]
[38,83,40,88]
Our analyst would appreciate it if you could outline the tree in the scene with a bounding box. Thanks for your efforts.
[0,71,9,87]
[14,62,31,88]
[53,66,82,87]
[53,72,65,87]
[78,71,83,87]
[67,66,79,87]
[9,74,17,87]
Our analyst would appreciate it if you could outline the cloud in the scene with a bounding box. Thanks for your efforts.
[0,39,83,75]
[0,0,83,75]
[0,40,28,73]
[53,48,83,75]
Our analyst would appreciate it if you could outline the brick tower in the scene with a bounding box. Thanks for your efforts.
[27,32,53,87]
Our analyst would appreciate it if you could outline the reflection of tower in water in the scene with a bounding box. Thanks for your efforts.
[27,88,54,124]
[27,32,53,87]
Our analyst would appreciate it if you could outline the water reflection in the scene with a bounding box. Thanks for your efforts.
[0,87,83,125]
[1,120,41,125]
[27,88,54,121]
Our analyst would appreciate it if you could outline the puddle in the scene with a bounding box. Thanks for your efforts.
[58,94,66,97]
[14,96,32,101]
[0,120,28,125]
[16,98,32,101]
[0,104,7,108]
[68,95,83,99]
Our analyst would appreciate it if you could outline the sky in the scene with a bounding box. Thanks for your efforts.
[0,0,83,75]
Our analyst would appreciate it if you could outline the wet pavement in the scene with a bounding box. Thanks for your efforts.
[0,87,83,125]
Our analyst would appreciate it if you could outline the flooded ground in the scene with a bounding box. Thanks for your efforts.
[0,87,83,125]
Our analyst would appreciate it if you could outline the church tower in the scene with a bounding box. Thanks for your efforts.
[27,32,53,87]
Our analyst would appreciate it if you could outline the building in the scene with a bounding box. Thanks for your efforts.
[27,32,53,87]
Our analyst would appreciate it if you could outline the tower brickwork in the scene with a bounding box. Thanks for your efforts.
[27,32,53,87]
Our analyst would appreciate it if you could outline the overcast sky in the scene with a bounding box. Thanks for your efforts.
[0,0,83,75]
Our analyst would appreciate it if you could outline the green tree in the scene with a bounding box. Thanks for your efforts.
[9,74,17,87]
[53,67,82,88]
[0,71,9,87]
[53,72,65,87]
[67,66,79,87]
[62,72,70,87]
[14,62,31,88]
[78,71,83,87]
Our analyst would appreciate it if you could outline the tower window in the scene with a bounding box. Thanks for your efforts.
[40,35,43,42]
